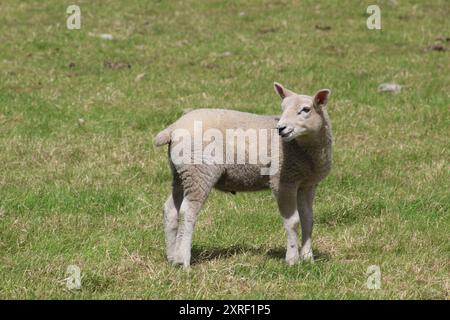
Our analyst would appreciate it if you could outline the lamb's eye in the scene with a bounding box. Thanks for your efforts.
[298,107,311,114]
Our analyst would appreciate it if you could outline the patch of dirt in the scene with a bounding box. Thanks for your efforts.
[104,61,131,70]
[315,24,331,31]
[428,37,449,52]
[257,27,278,34]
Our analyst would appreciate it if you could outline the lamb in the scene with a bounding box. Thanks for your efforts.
[154,82,332,268]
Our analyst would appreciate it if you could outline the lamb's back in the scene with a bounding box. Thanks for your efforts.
[169,109,278,193]
[173,108,277,133]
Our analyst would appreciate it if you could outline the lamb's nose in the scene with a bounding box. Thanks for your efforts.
[277,125,287,135]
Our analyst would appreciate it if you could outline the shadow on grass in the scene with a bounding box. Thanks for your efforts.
[263,247,331,263]
[191,244,331,265]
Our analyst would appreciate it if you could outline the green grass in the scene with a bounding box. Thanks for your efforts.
[0,0,449,299]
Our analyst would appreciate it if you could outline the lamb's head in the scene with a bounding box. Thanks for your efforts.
[274,82,331,142]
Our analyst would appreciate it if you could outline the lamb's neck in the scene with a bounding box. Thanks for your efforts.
[295,125,333,172]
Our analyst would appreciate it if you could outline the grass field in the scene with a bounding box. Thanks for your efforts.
[0,0,449,299]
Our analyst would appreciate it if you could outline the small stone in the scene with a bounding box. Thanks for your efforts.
[378,83,402,93]
[99,33,114,40]
[220,51,232,57]
[135,73,146,81]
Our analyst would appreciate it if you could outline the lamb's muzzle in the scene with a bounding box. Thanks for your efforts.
[155,82,333,268]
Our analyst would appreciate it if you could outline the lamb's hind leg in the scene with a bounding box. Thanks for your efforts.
[163,181,183,262]
[275,183,300,266]
[173,166,221,268]
[173,197,203,268]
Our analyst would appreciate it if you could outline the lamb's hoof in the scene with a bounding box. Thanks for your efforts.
[300,250,314,263]
[285,253,299,266]
[172,254,191,269]
[172,256,184,266]
[167,254,176,263]
[173,262,191,270]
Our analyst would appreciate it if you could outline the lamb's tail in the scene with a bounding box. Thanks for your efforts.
[154,126,172,146]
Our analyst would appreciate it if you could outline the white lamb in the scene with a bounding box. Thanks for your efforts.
[154,83,332,268]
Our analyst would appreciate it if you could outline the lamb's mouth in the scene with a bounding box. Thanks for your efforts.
[280,128,307,141]
[280,130,295,141]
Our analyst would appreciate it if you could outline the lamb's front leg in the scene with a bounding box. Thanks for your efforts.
[298,187,315,262]
[275,184,300,266]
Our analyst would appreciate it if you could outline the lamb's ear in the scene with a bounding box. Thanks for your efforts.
[274,82,294,100]
[313,89,331,109]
